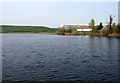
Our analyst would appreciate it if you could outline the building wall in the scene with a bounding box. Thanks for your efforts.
[60,24,89,29]
[60,24,107,32]
[60,24,107,28]
[77,29,92,31]
[118,1,120,24]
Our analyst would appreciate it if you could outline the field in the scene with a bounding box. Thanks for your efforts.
[1,25,58,33]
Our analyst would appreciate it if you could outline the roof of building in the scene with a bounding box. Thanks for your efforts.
[60,24,107,29]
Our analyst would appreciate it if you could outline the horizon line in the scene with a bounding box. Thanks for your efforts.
[0,24,58,28]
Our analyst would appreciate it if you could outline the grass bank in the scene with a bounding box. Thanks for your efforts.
[57,32,120,37]
[1,25,58,33]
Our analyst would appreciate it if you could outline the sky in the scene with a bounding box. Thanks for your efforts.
[1,0,120,2]
[2,1,119,28]
[118,1,120,24]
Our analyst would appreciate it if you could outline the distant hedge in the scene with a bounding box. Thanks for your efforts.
[1,25,58,33]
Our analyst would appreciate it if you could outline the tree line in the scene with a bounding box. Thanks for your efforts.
[56,15,120,37]
[89,15,120,36]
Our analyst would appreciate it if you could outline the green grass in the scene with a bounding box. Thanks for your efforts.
[1,25,58,33]
[77,31,91,35]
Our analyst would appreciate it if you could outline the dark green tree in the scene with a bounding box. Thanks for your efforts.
[117,24,120,33]
[97,22,103,30]
[67,26,76,33]
[112,23,117,33]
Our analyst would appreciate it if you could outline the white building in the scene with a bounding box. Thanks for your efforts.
[60,24,107,32]
[77,29,92,31]
[60,24,92,31]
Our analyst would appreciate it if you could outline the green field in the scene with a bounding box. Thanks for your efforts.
[1,25,58,33]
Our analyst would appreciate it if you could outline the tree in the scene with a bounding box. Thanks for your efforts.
[109,15,113,31]
[56,27,66,35]
[108,15,115,33]
[89,19,97,33]
[97,22,103,30]
[89,23,91,28]
[117,24,120,33]
[112,23,117,33]
[67,26,76,33]
[91,19,95,29]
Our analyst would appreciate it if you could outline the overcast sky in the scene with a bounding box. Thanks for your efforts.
[2,1,118,28]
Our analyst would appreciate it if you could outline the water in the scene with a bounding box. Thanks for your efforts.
[2,34,119,82]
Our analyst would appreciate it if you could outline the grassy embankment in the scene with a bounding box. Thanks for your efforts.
[56,27,120,37]
[57,30,120,37]
[62,32,91,35]
[1,25,58,34]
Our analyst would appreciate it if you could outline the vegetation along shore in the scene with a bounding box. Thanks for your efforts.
[56,16,120,37]
[1,16,120,37]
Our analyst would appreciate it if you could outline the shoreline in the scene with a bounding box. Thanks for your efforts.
[1,32,120,38]
[57,33,120,38]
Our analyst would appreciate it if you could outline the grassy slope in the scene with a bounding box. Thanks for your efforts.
[1,25,58,33]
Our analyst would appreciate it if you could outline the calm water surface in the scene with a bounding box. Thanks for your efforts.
[2,34,119,82]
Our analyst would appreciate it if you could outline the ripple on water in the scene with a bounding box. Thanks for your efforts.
[68,75,76,78]
[82,60,89,63]
[50,69,58,73]
[2,34,119,82]
[32,76,37,78]
[47,74,55,79]
[5,75,11,78]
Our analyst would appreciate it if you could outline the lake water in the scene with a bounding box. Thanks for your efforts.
[2,34,120,82]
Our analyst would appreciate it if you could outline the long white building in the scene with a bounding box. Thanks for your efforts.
[60,24,92,31]
[60,24,107,32]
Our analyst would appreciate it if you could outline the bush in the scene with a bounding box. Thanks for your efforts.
[100,28,110,36]
[72,30,79,35]
[117,24,120,33]
[56,27,66,35]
